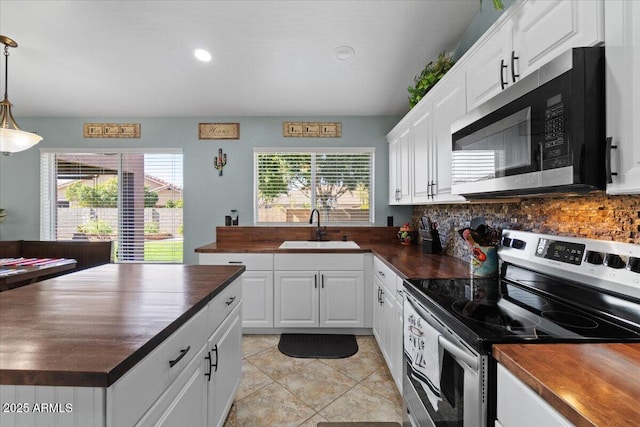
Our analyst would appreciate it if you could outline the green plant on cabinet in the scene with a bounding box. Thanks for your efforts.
[407,52,455,109]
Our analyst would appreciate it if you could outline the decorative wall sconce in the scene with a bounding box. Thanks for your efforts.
[214,148,227,176]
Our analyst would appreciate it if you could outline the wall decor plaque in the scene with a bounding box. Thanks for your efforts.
[83,123,140,138]
[283,122,342,138]
[199,123,240,140]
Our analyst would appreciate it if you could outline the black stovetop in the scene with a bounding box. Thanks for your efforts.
[405,270,640,353]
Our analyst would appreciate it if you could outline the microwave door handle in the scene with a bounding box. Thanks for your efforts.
[538,141,544,171]
[438,336,478,371]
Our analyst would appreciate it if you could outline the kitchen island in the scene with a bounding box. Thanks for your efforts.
[0,263,245,426]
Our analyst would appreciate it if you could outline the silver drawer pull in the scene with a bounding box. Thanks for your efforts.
[226,296,236,306]
[169,345,191,368]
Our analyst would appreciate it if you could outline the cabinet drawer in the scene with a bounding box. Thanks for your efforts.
[107,308,208,427]
[208,278,242,336]
[275,253,364,271]
[374,256,396,292]
[199,253,273,270]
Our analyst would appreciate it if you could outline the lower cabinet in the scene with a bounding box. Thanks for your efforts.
[372,256,404,392]
[496,363,572,427]
[274,254,366,328]
[274,270,365,328]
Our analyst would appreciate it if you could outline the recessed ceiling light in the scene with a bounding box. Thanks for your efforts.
[194,49,212,62]
[334,45,355,61]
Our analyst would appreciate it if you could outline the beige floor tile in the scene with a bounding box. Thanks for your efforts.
[236,359,274,400]
[241,334,280,357]
[223,403,237,427]
[360,366,402,405]
[321,349,385,382]
[319,384,403,424]
[356,335,381,354]
[297,413,328,427]
[246,346,315,381]
[233,382,316,427]
[277,360,357,411]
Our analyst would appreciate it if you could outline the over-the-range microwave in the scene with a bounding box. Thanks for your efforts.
[451,47,606,198]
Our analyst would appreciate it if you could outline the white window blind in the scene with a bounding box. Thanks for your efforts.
[40,150,183,263]
[254,148,374,225]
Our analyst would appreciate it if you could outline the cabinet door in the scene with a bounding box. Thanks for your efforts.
[372,276,384,346]
[274,271,319,327]
[208,307,242,427]
[430,71,467,203]
[606,0,640,195]
[241,271,273,328]
[393,294,404,393]
[137,345,208,427]
[411,103,433,204]
[512,0,603,81]
[319,270,365,328]
[388,136,400,204]
[466,20,513,111]
[398,128,412,204]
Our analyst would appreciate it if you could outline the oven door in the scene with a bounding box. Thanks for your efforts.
[403,290,487,427]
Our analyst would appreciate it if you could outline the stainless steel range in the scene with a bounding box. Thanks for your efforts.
[402,230,640,427]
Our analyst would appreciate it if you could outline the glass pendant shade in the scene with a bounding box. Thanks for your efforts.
[0,35,41,155]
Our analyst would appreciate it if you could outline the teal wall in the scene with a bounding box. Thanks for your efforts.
[453,0,515,59]
[0,116,410,263]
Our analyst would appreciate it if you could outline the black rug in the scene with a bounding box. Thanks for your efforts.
[278,333,358,359]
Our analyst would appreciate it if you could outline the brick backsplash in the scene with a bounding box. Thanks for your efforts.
[413,192,640,262]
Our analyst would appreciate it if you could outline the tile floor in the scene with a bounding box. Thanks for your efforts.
[224,334,403,427]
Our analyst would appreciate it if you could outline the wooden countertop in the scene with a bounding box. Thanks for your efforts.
[0,263,244,387]
[493,343,640,427]
[195,241,472,280]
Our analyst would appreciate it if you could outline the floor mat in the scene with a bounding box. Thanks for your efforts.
[278,333,358,359]
[317,423,401,427]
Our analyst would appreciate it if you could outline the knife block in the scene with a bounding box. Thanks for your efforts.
[422,230,442,254]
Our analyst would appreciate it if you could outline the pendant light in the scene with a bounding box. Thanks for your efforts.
[0,35,42,156]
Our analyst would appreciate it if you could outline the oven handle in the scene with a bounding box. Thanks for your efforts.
[438,336,478,371]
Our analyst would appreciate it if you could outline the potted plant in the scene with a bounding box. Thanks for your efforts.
[407,52,455,109]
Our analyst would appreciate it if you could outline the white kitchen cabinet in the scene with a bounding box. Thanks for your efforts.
[411,104,433,203]
[199,253,274,328]
[605,0,640,195]
[496,363,572,427]
[207,304,242,427]
[388,128,412,204]
[274,270,365,328]
[274,254,365,328]
[372,256,403,392]
[466,0,604,111]
[427,69,467,203]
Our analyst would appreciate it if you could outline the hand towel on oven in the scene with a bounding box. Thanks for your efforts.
[404,298,443,408]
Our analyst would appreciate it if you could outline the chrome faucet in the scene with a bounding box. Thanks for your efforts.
[309,208,326,241]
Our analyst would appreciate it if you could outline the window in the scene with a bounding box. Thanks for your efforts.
[41,150,183,263]
[254,148,374,225]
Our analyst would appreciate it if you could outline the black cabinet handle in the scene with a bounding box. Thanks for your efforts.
[427,181,432,198]
[430,180,436,197]
[314,274,318,289]
[226,296,236,306]
[378,270,385,278]
[211,344,219,372]
[169,345,191,368]
[204,351,212,381]
[605,137,618,184]
[500,59,508,90]
[227,261,243,264]
[321,274,324,289]
[380,289,384,305]
[511,50,519,83]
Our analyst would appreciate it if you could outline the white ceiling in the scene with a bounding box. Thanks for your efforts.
[0,0,479,118]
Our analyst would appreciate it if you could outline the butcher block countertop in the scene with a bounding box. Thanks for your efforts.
[0,263,244,387]
[493,343,640,427]
[195,226,472,279]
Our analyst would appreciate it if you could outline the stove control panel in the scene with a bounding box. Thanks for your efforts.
[535,238,585,265]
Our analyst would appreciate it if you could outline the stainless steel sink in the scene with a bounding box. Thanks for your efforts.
[278,240,360,249]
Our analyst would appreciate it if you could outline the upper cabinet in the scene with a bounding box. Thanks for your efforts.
[466,0,604,111]
[387,0,612,205]
[605,0,640,195]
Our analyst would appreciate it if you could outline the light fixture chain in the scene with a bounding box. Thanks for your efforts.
[3,44,9,101]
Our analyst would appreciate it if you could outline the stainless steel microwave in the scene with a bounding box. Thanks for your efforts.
[451,47,605,198]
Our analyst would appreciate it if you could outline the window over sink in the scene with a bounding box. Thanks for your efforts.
[254,148,374,225]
